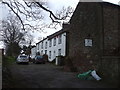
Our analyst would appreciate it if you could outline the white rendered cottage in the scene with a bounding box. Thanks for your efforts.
[34,29,67,62]
[36,37,48,56]
[47,30,66,62]
[31,46,37,59]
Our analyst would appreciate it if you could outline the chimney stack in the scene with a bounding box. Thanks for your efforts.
[62,22,70,29]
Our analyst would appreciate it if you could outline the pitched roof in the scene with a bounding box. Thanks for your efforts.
[36,37,48,44]
[48,24,70,40]
[47,29,65,40]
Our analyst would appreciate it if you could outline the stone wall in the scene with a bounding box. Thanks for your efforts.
[102,3,119,56]
[68,2,102,72]
[98,56,119,85]
[97,3,120,85]
[66,2,119,85]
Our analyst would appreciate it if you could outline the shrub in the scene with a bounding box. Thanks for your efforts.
[2,56,14,88]
[3,56,16,66]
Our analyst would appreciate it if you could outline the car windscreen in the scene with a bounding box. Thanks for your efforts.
[20,56,27,58]
[36,56,43,59]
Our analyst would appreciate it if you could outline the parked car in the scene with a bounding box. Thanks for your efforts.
[33,55,45,64]
[16,54,29,64]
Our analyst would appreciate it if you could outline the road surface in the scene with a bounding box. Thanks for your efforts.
[3,62,116,88]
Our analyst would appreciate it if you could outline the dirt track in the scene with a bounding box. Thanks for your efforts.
[4,62,116,88]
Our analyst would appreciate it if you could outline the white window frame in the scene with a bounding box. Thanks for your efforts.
[49,51,51,59]
[54,37,56,46]
[45,50,47,54]
[58,35,62,44]
[45,42,47,49]
[49,39,52,47]
[58,49,61,56]
[41,42,43,49]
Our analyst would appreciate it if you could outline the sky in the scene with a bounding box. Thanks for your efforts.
[0,0,120,48]
[30,0,80,43]
[23,0,120,44]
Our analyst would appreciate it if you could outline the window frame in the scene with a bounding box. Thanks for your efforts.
[41,42,43,49]
[41,50,43,55]
[49,51,51,59]
[45,42,47,49]
[58,49,61,56]
[54,37,56,46]
[58,35,62,44]
[45,50,47,54]
[49,39,52,47]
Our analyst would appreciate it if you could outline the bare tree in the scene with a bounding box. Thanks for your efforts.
[2,0,74,30]
[1,15,26,56]
[1,16,25,44]
[20,32,35,46]
[48,6,74,29]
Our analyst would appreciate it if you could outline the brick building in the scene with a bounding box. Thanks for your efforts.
[66,2,120,85]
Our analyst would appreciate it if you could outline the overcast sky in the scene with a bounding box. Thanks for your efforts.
[0,0,120,48]
[25,0,120,44]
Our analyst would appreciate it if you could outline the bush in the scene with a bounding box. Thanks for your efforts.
[2,56,14,88]
[2,56,16,67]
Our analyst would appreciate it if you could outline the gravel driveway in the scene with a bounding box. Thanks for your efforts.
[5,62,116,88]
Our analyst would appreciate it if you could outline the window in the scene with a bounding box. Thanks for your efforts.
[37,44,39,50]
[54,51,56,58]
[45,50,47,54]
[41,42,43,49]
[58,35,62,44]
[20,55,27,58]
[41,50,43,55]
[45,42,47,49]
[54,37,56,46]
[49,51,51,59]
[49,39,52,47]
[58,49,61,56]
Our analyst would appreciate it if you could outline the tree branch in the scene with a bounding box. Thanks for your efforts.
[2,0,74,31]
[35,2,64,20]
[2,1,25,31]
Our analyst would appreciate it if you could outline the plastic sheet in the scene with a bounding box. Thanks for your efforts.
[91,70,101,81]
